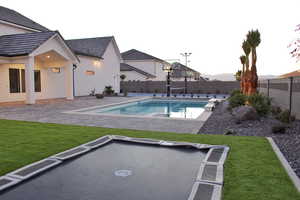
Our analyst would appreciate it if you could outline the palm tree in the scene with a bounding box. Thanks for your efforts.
[246,30,261,95]
[239,55,246,92]
[242,40,251,94]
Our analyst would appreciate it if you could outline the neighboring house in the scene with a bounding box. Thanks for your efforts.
[280,69,300,78]
[67,37,121,96]
[170,62,205,81]
[121,49,170,81]
[0,6,79,104]
[120,63,156,81]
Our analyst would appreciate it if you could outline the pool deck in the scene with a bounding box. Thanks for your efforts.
[0,96,206,134]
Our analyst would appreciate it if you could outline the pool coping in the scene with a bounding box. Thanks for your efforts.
[0,135,230,200]
[267,137,300,193]
[63,97,215,122]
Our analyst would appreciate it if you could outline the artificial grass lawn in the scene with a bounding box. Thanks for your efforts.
[0,119,299,200]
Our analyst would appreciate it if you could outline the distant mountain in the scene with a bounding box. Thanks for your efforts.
[202,73,278,81]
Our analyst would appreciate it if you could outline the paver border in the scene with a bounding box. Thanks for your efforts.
[1,135,230,200]
[7,158,62,180]
[267,137,300,192]
[0,176,20,191]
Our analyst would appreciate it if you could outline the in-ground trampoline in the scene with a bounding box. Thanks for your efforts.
[0,135,229,200]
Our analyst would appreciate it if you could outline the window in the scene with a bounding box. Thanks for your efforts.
[9,68,41,93]
[34,70,41,92]
[9,69,20,93]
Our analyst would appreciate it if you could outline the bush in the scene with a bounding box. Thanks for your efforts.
[230,89,242,97]
[95,93,104,99]
[271,106,282,116]
[247,93,271,116]
[104,86,114,95]
[276,110,295,123]
[228,93,247,108]
[272,124,287,134]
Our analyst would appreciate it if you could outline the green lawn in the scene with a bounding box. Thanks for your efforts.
[0,119,299,199]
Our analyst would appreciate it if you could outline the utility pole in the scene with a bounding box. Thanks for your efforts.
[180,52,192,94]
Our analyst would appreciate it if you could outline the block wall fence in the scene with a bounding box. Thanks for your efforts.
[120,80,240,94]
[259,76,300,119]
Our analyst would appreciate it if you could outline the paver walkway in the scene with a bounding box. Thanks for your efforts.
[0,96,203,134]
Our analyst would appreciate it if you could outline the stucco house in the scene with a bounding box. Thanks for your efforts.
[120,63,156,81]
[0,6,121,103]
[67,37,121,96]
[170,62,204,81]
[0,6,79,104]
[121,49,171,81]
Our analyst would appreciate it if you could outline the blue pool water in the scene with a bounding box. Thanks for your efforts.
[91,100,208,119]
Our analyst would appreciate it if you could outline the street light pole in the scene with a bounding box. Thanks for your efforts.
[180,52,192,94]
[162,64,173,97]
[167,71,171,97]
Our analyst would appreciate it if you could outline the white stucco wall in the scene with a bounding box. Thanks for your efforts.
[123,60,167,81]
[120,71,148,81]
[0,63,66,103]
[74,41,120,96]
[0,21,33,36]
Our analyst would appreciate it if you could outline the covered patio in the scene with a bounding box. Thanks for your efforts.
[0,31,79,104]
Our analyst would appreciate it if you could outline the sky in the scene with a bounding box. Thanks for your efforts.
[2,0,300,75]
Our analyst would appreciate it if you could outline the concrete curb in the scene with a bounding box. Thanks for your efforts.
[267,137,300,193]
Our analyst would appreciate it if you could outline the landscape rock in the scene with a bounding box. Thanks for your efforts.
[232,105,259,122]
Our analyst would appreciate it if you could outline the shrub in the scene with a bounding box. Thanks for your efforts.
[95,93,104,99]
[271,106,282,116]
[272,125,287,134]
[228,93,247,108]
[230,89,242,97]
[276,110,295,123]
[104,86,114,95]
[247,93,271,116]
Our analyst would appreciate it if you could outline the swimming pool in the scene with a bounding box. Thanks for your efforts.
[84,99,208,119]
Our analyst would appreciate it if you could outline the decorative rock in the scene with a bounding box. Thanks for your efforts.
[232,105,259,122]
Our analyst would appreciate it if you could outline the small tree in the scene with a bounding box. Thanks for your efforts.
[120,74,126,81]
[235,70,242,81]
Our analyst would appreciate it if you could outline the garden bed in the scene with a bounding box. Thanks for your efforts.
[199,101,300,178]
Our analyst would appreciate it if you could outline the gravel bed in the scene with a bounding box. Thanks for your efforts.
[199,102,300,178]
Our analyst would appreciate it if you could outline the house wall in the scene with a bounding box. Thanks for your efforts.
[0,62,66,102]
[123,60,167,81]
[74,41,120,96]
[120,71,148,81]
[0,21,32,36]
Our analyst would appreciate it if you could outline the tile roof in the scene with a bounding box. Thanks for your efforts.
[120,63,156,78]
[121,49,165,62]
[0,6,50,32]
[280,70,300,78]
[171,62,199,78]
[0,31,56,56]
[67,37,113,59]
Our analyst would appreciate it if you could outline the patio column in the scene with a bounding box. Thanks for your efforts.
[25,56,36,104]
[65,62,74,100]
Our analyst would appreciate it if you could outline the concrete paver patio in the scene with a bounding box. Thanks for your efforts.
[0,96,204,134]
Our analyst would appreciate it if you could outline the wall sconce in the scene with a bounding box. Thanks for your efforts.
[93,60,102,68]
[51,68,61,73]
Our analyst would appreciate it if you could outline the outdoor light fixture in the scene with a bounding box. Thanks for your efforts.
[46,55,50,59]
[93,60,101,67]
[162,64,173,97]
[51,68,60,73]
